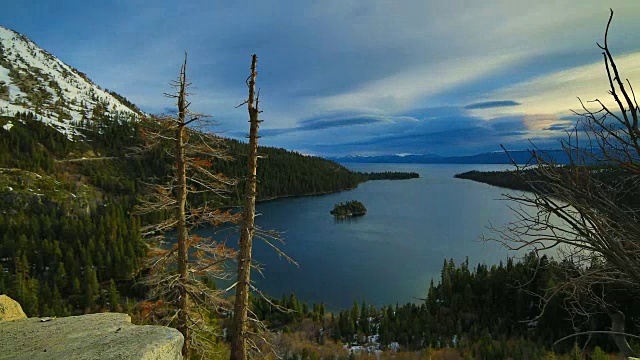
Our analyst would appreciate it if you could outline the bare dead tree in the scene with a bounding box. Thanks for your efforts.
[489,9,640,357]
[134,53,240,359]
[228,54,298,360]
[230,53,261,360]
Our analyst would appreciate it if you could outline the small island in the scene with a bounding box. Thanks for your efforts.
[330,200,367,218]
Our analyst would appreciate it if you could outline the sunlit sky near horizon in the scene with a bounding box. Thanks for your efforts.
[2,1,640,156]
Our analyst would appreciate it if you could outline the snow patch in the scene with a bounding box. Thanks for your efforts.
[2,121,13,131]
[0,25,143,139]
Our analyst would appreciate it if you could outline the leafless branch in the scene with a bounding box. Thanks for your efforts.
[487,10,640,357]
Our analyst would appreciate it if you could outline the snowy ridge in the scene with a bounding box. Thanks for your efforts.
[0,25,141,138]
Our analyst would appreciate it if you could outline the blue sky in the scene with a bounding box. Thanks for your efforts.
[2,0,640,156]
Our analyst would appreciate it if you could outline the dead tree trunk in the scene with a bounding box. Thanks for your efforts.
[136,52,240,358]
[608,309,636,358]
[176,55,191,359]
[231,54,260,360]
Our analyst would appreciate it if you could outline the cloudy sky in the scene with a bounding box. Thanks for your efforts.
[2,0,640,156]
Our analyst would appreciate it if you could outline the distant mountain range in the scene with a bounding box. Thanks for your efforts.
[328,150,572,165]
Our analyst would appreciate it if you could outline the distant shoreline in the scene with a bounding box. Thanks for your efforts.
[454,169,529,191]
[255,173,419,204]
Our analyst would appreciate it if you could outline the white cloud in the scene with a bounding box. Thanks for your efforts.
[472,51,640,123]
[312,51,531,114]
[7,0,640,154]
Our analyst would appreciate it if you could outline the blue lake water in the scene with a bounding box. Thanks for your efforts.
[200,163,529,310]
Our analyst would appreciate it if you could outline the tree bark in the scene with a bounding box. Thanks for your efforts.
[231,54,260,360]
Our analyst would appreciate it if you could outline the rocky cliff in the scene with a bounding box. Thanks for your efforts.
[0,296,183,360]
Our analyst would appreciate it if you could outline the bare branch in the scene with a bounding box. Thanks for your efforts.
[486,10,640,356]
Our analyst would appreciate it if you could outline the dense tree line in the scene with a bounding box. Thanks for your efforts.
[252,254,640,358]
[454,170,531,192]
[213,140,363,203]
[0,196,144,316]
[0,113,76,172]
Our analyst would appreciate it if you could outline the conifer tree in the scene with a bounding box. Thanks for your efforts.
[83,267,99,310]
[108,279,119,312]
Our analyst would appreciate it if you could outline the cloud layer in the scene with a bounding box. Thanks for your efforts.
[464,101,521,110]
[3,0,640,155]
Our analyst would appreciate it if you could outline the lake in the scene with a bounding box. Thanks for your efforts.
[201,163,530,310]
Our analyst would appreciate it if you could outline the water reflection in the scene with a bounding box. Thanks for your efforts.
[333,215,364,224]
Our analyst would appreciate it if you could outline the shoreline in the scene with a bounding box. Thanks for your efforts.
[254,174,421,205]
[256,185,360,204]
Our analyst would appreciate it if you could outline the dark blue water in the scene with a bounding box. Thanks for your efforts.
[200,163,526,310]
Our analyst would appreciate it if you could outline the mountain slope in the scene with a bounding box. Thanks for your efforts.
[0,26,141,138]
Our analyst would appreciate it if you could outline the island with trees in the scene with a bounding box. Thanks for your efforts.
[330,200,367,218]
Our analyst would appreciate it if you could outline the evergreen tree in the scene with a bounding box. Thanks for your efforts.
[108,279,119,312]
[83,267,99,310]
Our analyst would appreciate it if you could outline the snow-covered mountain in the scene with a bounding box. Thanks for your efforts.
[0,25,142,138]
[328,150,572,164]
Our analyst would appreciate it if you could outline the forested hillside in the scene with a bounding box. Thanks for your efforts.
[0,110,383,317]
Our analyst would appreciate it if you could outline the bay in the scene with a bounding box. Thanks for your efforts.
[200,163,529,310]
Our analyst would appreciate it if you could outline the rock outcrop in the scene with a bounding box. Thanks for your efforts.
[0,309,183,360]
[0,294,27,322]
